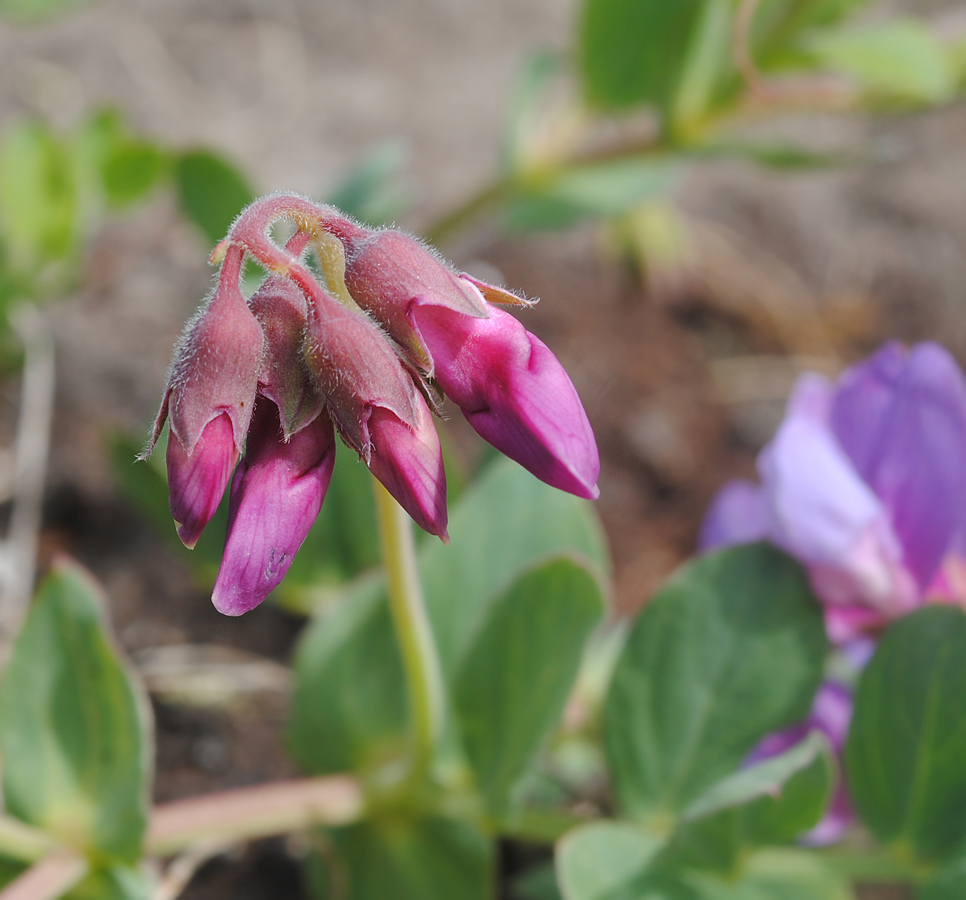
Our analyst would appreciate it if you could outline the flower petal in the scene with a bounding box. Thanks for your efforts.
[415,304,599,499]
[212,402,336,616]
[698,479,767,551]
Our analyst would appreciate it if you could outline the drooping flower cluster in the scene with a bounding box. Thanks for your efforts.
[146,194,599,616]
[701,341,966,643]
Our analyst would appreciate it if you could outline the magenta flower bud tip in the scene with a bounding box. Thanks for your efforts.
[212,403,336,616]
[367,400,449,541]
[166,412,238,549]
[415,304,600,500]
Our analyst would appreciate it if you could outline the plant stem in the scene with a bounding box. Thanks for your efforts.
[372,480,444,783]
[0,851,88,900]
[420,178,511,247]
[0,816,57,863]
[147,775,363,857]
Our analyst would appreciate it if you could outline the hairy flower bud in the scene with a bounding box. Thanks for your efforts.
[302,290,448,538]
[148,245,264,547]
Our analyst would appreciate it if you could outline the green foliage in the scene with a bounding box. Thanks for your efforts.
[453,556,604,815]
[847,606,966,862]
[802,21,957,104]
[557,821,665,900]
[0,563,152,864]
[65,865,153,900]
[309,817,493,900]
[578,0,707,115]
[324,141,411,228]
[0,0,93,20]
[603,544,827,820]
[174,150,255,246]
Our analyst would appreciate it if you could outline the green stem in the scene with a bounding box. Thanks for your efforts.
[372,480,444,783]
[420,178,512,247]
[0,816,57,864]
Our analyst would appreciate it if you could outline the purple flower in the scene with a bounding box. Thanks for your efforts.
[146,195,599,613]
[701,342,966,642]
[748,682,854,845]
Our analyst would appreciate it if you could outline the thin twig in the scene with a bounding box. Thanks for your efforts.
[151,838,235,900]
[147,775,363,858]
[0,851,88,900]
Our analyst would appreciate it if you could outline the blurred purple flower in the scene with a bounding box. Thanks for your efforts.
[146,195,599,613]
[748,682,854,845]
[701,342,966,642]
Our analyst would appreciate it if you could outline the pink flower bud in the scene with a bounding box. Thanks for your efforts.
[250,274,324,439]
[149,245,264,547]
[413,304,600,500]
[212,401,336,616]
[342,229,491,371]
[303,290,448,538]
[165,411,237,549]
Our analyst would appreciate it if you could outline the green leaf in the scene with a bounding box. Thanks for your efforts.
[846,606,966,861]
[556,821,664,900]
[100,141,168,209]
[453,556,605,814]
[693,848,855,900]
[802,21,956,103]
[740,739,834,845]
[324,141,410,227]
[174,150,254,246]
[65,865,152,900]
[683,732,828,822]
[514,862,564,900]
[0,563,152,863]
[309,817,492,900]
[0,856,27,889]
[505,157,681,232]
[579,0,706,113]
[421,457,608,681]
[921,856,966,900]
[603,544,826,821]
[0,0,93,20]
[287,580,407,776]
[0,120,79,267]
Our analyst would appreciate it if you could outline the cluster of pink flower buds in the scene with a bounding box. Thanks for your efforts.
[145,194,599,616]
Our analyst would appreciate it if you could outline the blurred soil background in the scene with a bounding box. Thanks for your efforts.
[2,0,966,896]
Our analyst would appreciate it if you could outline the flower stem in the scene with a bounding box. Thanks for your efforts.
[0,851,88,900]
[372,479,444,782]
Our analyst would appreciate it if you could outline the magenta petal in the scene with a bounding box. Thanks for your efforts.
[416,305,599,500]
[212,403,336,616]
[166,413,238,549]
[366,399,449,540]
[698,480,767,551]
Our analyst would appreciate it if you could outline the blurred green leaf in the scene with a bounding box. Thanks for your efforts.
[65,865,152,900]
[506,158,681,231]
[0,563,152,864]
[100,141,168,209]
[0,120,79,268]
[686,848,854,900]
[921,856,966,900]
[802,21,956,103]
[174,150,254,246]
[503,50,564,173]
[0,0,93,20]
[0,856,28,889]
[578,0,706,113]
[453,556,604,815]
[740,739,834,845]
[421,457,608,681]
[603,544,826,821]
[683,732,828,822]
[671,0,736,134]
[287,579,407,776]
[309,816,492,900]
[752,0,873,66]
[514,862,564,900]
[847,606,966,861]
[324,141,410,227]
[557,821,664,900]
